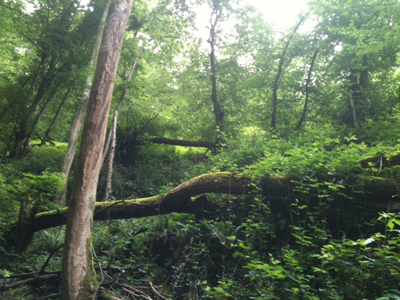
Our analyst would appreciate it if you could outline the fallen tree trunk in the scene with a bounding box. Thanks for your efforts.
[358,151,400,169]
[4,172,399,250]
[151,138,215,148]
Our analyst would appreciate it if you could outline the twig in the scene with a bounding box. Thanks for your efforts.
[39,243,64,274]
[0,274,60,291]
[149,281,169,300]
[93,244,104,300]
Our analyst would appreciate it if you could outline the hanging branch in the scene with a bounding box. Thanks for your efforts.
[296,47,319,130]
[271,16,305,130]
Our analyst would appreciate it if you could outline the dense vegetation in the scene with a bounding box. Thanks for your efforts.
[1,0,400,299]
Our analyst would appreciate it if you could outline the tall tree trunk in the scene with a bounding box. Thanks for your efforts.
[56,0,111,207]
[296,47,319,130]
[271,17,304,130]
[208,0,224,132]
[61,0,133,299]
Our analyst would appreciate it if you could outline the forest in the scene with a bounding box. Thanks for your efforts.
[0,0,400,299]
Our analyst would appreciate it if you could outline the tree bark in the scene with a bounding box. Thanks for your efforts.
[62,1,133,299]
[56,0,111,207]
[271,17,304,130]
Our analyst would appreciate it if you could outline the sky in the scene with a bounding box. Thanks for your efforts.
[25,0,310,31]
[193,0,311,43]
[247,0,310,29]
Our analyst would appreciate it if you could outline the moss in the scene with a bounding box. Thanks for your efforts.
[35,207,68,217]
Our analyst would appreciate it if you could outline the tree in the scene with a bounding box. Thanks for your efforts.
[56,0,111,206]
[208,0,224,132]
[309,0,400,124]
[62,1,134,299]
[271,17,305,130]
[5,0,89,158]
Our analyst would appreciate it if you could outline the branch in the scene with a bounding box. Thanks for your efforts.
[0,274,60,292]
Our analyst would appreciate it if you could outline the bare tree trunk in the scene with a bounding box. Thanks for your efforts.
[208,0,224,132]
[271,17,304,130]
[104,111,118,202]
[44,89,71,140]
[56,0,111,206]
[296,47,319,130]
[348,93,357,127]
[62,0,133,299]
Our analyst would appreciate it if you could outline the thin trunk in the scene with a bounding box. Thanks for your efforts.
[20,86,59,156]
[117,46,142,113]
[56,0,111,206]
[62,1,133,299]
[271,17,305,130]
[45,89,71,140]
[296,47,319,130]
[102,46,142,165]
[208,1,224,131]
[104,111,118,202]
[348,93,357,127]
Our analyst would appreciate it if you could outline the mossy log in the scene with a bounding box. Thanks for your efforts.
[3,172,400,251]
[358,151,400,169]
[16,172,400,232]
